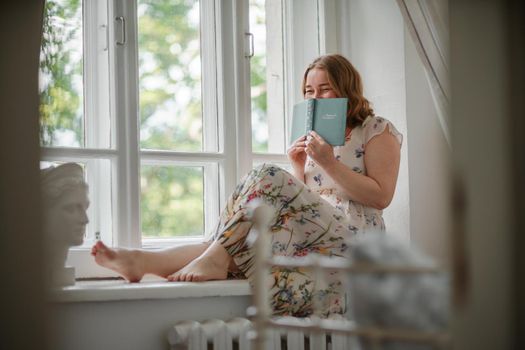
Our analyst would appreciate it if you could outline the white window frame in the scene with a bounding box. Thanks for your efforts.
[253,0,324,166]
[41,0,325,278]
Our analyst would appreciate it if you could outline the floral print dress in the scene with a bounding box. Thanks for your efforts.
[305,116,403,231]
[209,116,403,317]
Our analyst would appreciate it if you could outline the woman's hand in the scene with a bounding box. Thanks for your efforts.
[305,131,337,170]
[287,135,307,172]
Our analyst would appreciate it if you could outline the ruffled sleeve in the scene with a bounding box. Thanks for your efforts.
[362,116,403,147]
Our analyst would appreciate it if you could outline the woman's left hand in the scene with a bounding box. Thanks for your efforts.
[305,131,336,169]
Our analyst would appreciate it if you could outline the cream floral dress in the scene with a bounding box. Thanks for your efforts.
[210,116,402,317]
[305,115,403,232]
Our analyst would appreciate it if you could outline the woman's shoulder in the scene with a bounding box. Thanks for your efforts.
[360,115,393,130]
[359,115,403,146]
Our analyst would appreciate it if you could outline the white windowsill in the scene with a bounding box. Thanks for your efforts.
[49,278,252,303]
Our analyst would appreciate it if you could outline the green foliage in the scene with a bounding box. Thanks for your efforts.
[39,0,83,147]
[249,0,269,152]
[138,0,205,237]
[251,54,268,152]
[141,166,204,237]
[138,0,202,152]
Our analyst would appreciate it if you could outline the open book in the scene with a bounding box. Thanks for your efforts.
[290,98,348,146]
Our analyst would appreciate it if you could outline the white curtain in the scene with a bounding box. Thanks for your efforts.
[396,0,450,145]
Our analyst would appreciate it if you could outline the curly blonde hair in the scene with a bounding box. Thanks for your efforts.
[301,54,374,128]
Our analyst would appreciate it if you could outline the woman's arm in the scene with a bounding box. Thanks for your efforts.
[305,129,401,210]
[287,135,308,183]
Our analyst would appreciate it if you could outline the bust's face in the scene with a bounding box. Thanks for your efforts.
[45,187,90,247]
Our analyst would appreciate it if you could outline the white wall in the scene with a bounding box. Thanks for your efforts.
[404,29,451,265]
[51,295,252,350]
[335,0,451,265]
[339,0,411,242]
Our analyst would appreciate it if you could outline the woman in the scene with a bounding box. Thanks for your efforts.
[92,54,402,317]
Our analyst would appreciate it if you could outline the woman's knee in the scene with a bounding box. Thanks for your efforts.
[252,163,290,181]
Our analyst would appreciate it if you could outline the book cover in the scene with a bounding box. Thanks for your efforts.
[290,97,348,146]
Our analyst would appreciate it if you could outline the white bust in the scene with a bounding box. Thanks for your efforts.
[41,163,89,286]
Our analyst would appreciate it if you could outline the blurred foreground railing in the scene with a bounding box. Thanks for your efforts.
[249,204,451,350]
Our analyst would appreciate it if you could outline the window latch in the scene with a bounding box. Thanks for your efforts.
[116,16,126,46]
[245,32,254,58]
[101,24,109,51]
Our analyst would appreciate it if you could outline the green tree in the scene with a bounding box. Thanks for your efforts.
[138,0,202,152]
[249,0,268,153]
[141,166,203,237]
[40,0,83,147]
[138,0,205,237]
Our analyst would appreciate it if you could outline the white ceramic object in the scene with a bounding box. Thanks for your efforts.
[41,163,89,287]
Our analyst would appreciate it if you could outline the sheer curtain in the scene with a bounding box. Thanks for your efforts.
[396,0,450,145]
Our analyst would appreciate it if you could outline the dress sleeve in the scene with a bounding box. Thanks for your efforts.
[363,116,403,147]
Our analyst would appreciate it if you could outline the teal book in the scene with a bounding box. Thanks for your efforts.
[290,98,348,146]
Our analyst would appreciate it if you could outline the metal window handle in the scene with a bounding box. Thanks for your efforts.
[101,24,108,51]
[116,16,126,46]
[245,32,254,58]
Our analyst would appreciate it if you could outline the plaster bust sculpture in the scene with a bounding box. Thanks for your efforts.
[41,163,89,286]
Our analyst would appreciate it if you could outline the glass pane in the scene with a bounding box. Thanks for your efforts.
[141,165,204,238]
[39,0,84,148]
[250,0,286,154]
[138,0,203,152]
[250,0,268,152]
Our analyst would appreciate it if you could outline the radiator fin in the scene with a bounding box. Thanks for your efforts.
[168,318,359,350]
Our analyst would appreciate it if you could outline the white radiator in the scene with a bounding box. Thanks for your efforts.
[167,317,359,350]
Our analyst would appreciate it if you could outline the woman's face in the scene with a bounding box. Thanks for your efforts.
[45,187,90,246]
[304,68,338,99]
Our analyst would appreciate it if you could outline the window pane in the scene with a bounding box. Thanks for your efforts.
[39,0,84,148]
[250,0,286,154]
[138,0,203,152]
[250,0,268,152]
[141,165,204,238]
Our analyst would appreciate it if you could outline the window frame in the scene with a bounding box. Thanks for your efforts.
[41,0,325,278]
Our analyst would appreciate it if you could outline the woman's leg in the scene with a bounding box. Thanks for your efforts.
[165,163,352,316]
[91,241,209,282]
[208,164,352,317]
[167,164,282,282]
[93,164,284,283]
[166,240,233,282]
[91,166,266,282]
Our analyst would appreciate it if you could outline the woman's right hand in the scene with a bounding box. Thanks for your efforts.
[287,135,308,171]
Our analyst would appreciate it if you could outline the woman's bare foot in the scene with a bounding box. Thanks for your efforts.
[167,241,231,282]
[91,241,145,282]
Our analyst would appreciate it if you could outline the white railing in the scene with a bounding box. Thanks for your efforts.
[249,204,450,350]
